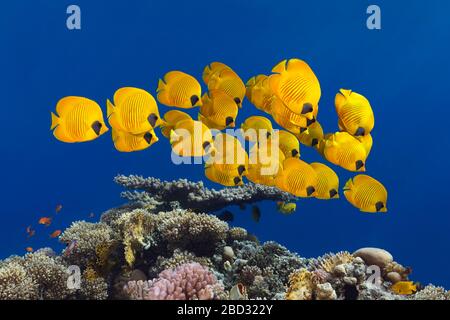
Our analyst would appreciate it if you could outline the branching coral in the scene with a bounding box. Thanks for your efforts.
[124,262,224,300]
[115,174,295,212]
[0,260,38,300]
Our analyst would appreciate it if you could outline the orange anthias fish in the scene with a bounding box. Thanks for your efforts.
[26,225,35,238]
[55,204,63,213]
[50,230,62,238]
[38,217,52,227]
[25,247,33,252]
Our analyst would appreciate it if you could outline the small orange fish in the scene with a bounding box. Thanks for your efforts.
[55,204,63,213]
[50,230,62,238]
[25,247,33,252]
[26,225,36,238]
[38,217,52,227]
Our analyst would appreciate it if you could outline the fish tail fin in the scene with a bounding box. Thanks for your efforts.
[271,59,288,73]
[343,178,353,191]
[202,64,213,84]
[156,79,166,92]
[50,112,59,130]
[169,129,179,145]
[106,99,115,118]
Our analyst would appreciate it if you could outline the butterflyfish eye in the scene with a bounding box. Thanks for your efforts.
[144,132,153,144]
[148,113,158,127]
[233,177,242,185]
[302,103,313,114]
[234,97,241,105]
[355,160,365,170]
[306,186,315,196]
[329,189,338,198]
[91,121,102,136]
[376,201,385,212]
[355,127,365,136]
[190,95,200,106]
[291,149,299,157]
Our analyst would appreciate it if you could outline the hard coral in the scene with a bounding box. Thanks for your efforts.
[124,262,224,300]
[286,268,316,300]
[60,221,116,268]
[115,174,295,212]
[157,210,228,256]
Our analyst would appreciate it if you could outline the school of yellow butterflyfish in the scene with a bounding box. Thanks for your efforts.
[50,59,388,214]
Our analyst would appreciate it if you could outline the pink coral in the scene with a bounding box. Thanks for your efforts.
[124,262,222,300]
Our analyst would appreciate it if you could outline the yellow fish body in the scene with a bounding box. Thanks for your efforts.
[157,71,202,108]
[310,162,339,199]
[198,90,239,130]
[51,96,109,143]
[356,133,373,158]
[169,118,214,157]
[202,62,246,108]
[160,110,192,138]
[335,89,374,136]
[269,58,321,117]
[241,116,274,142]
[247,144,285,186]
[344,174,388,213]
[207,133,248,176]
[275,158,318,198]
[297,120,324,148]
[112,128,158,152]
[107,87,161,134]
[390,281,417,295]
[205,164,243,187]
[245,75,273,113]
[277,202,297,215]
[323,132,368,172]
[270,96,316,132]
[278,130,300,159]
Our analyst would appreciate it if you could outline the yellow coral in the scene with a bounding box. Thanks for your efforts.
[286,268,316,300]
[115,209,156,267]
[318,251,354,273]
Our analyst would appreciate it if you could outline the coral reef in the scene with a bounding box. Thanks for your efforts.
[115,174,295,212]
[0,175,448,300]
[124,262,224,300]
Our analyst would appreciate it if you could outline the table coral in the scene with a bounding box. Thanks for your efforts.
[115,174,295,212]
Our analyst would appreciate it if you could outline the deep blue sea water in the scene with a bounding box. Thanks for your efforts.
[1,0,450,288]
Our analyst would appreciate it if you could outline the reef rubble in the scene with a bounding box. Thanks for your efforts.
[0,176,448,300]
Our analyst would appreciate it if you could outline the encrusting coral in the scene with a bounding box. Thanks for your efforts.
[0,175,449,300]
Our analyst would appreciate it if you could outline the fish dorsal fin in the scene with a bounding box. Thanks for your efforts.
[56,96,85,116]
[339,89,352,97]
[271,59,288,74]
[255,74,268,83]
[163,110,192,125]
[163,71,185,84]
[203,62,228,83]
[113,87,141,107]
[353,174,375,186]
[268,74,281,94]
[285,59,309,72]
